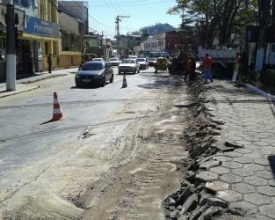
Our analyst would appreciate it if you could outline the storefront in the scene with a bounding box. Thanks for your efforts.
[23,15,60,72]
[0,4,80,79]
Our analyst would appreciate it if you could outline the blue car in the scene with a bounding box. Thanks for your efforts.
[75,61,114,87]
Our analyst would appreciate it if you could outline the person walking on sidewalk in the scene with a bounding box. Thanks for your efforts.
[232,52,241,82]
[203,53,213,83]
[47,54,52,73]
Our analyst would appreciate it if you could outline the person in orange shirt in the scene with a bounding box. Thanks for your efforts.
[203,53,213,83]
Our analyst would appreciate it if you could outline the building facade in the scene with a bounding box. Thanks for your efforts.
[58,9,83,68]
[0,0,61,78]
[0,0,87,80]
[165,31,186,57]
[143,34,166,55]
[119,34,141,57]
[58,1,88,35]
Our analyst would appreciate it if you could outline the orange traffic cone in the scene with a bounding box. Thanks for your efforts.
[121,74,127,88]
[51,92,64,121]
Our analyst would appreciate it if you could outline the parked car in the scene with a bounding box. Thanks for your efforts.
[75,60,114,87]
[137,58,148,70]
[109,57,121,66]
[128,55,138,59]
[118,58,140,74]
[148,57,157,67]
[93,58,104,61]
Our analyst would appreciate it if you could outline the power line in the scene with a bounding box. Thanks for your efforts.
[110,0,128,15]
[103,0,124,15]
[68,0,116,35]
[91,0,173,7]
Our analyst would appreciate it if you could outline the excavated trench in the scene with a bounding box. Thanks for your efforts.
[163,81,246,220]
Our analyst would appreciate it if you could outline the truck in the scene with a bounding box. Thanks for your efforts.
[196,25,275,78]
[197,45,240,78]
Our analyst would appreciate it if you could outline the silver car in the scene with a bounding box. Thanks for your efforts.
[118,58,140,74]
[109,57,121,66]
[137,58,148,70]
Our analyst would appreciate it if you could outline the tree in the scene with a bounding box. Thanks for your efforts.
[168,0,258,48]
[141,29,149,41]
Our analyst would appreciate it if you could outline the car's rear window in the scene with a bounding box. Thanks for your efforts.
[137,59,145,62]
[122,59,135,63]
[82,63,103,70]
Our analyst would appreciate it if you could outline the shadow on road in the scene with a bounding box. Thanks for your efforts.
[137,73,185,90]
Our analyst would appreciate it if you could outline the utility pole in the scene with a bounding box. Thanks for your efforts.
[5,3,17,91]
[101,31,104,59]
[115,15,130,58]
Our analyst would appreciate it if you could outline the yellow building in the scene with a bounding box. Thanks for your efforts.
[23,0,82,72]
[0,0,81,79]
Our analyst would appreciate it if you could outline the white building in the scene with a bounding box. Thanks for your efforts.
[143,34,165,53]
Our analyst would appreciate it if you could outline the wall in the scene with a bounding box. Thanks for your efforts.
[59,12,80,35]
[42,51,81,70]
[59,1,88,34]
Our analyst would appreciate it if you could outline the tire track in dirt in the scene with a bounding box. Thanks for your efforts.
[81,85,191,220]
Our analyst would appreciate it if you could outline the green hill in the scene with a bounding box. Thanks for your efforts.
[133,23,177,36]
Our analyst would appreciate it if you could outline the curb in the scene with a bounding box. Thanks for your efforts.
[20,73,67,84]
[0,85,40,99]
[240,81,275,102]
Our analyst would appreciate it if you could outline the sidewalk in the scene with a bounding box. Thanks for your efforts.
[204,81,275,219]
[164,79,275,219]
[0,67,78,99]
[194,80,275,219]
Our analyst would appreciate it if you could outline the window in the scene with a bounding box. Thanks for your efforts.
[45,42,49,55]
[82,63,103,71]
[14,0,20,5]
[22,0,32,7]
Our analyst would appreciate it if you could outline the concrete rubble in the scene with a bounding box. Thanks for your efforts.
[163,80,275,220]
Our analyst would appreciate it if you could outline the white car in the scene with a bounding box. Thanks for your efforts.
[118,58,140,74]
[109,57,121,66]
[128,55,138,59]
[136,58,148,70]
[93,58,104,61]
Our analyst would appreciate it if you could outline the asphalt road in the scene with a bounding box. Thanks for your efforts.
[0,67,190,219]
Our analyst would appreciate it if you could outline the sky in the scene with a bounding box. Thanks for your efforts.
[83,0,182,39]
